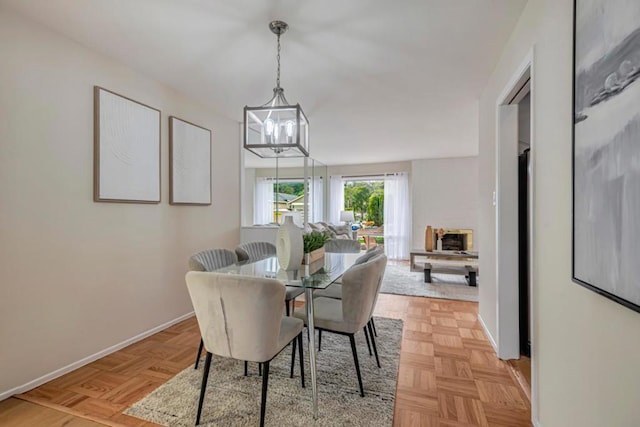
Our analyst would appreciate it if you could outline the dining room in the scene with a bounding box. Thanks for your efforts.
[0,1,537,426]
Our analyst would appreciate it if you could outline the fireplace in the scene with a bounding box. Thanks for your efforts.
[425,226,473,251]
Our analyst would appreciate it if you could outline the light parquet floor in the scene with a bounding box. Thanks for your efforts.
[0,398,108,427]
[14,294,531,427]
[375,295,531,427]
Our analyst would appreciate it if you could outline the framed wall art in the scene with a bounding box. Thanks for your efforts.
[573,0,640,312]
[169,116,212,205]
[94,86,161,203]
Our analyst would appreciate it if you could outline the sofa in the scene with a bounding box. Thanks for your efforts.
[308,221,356,240]
[241,221,358,247]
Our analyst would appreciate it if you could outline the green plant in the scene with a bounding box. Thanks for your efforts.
[303,231,330,253]
[367,191,384,226]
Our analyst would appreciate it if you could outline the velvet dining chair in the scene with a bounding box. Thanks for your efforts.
[294,254,387,397]
[188,248,238,369]
[186,272,305,426]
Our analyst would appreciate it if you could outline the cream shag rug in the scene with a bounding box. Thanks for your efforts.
[125,317,403,426]
[381,264,479,302]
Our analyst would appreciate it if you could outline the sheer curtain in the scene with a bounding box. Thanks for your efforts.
[384,172,411,259]
[254,177,273,225]
[311,176,324,222]
[328,176,344,224]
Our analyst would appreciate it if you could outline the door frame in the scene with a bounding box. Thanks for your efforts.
[494,47,537,419]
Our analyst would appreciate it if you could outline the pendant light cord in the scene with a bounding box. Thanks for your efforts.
[276,33,281,90]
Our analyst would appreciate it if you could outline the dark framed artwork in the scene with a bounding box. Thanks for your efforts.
[573,0,640,312]
[169,116,212,205]
[94,86,161,203]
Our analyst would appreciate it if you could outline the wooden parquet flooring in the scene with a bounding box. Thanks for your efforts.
[376,295,531,427]
[507,356,532,402]
[14,294,531,426]
[0,398,107,427]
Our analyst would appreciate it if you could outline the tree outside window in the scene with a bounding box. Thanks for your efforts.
[343,180,384,226]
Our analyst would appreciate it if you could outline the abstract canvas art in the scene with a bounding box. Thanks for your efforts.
[169,117,212,205]
[94,87,161,203]
[573,0,640,312]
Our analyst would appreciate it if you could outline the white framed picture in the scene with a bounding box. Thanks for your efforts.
[94,86,161,203]
[169,116,212,205]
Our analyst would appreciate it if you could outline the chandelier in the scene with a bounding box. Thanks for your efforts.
[243,21,309,158]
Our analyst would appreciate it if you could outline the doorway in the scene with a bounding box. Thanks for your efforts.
[517,92,531,359]
[513,91,532,396]
[495,53,534,406]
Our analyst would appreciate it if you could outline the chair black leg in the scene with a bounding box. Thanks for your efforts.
[290,336,297,378]
[368,322,381,368]
[297,333,305,388]
[244,361,248,377]
[285,300,290,316]
[348,334,365,397]
[196,352,212,425]
[260,361,270,427]
[318,329,322,351]
[370,318,377,337]
[364,326,372,356]
[194,339,204,369]
[258,362,262,376]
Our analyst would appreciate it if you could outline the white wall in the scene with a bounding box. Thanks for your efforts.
[479,0,640,425]
[0,9,240,396]
[411,157,479,250]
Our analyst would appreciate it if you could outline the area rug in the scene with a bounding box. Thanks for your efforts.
[125,317,403,426]
[381,263,479,302]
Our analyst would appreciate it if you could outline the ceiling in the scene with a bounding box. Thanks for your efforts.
[2,0,527,166]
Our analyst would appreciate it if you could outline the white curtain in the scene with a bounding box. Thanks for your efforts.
[311,176,324,222]
[254,177,273,225]
[328,176,344,224]
[384,172,411,260]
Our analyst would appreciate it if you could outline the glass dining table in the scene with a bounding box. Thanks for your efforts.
[214,252,360,418]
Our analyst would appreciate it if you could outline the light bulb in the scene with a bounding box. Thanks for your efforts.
[285,120,295,137]
[264,119,275,136]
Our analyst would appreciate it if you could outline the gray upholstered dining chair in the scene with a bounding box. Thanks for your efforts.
[235,241,304,316]
[313,246,386,362]
[294,254,387,397]
[189,248,237,272]
[364,253,388,367]
[188,249,238,369]
[235,241,276,262]
[186,272,305,427]
[313,246,383,300]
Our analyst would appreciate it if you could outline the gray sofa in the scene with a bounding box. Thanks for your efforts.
[308,221,356,240]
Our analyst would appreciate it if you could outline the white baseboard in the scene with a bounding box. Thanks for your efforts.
[0,311,194,401]
[478,314,498,353]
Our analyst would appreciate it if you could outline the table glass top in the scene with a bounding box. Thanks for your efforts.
[214,252,360,289]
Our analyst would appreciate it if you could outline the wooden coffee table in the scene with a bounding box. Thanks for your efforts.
[410,249,479,286]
